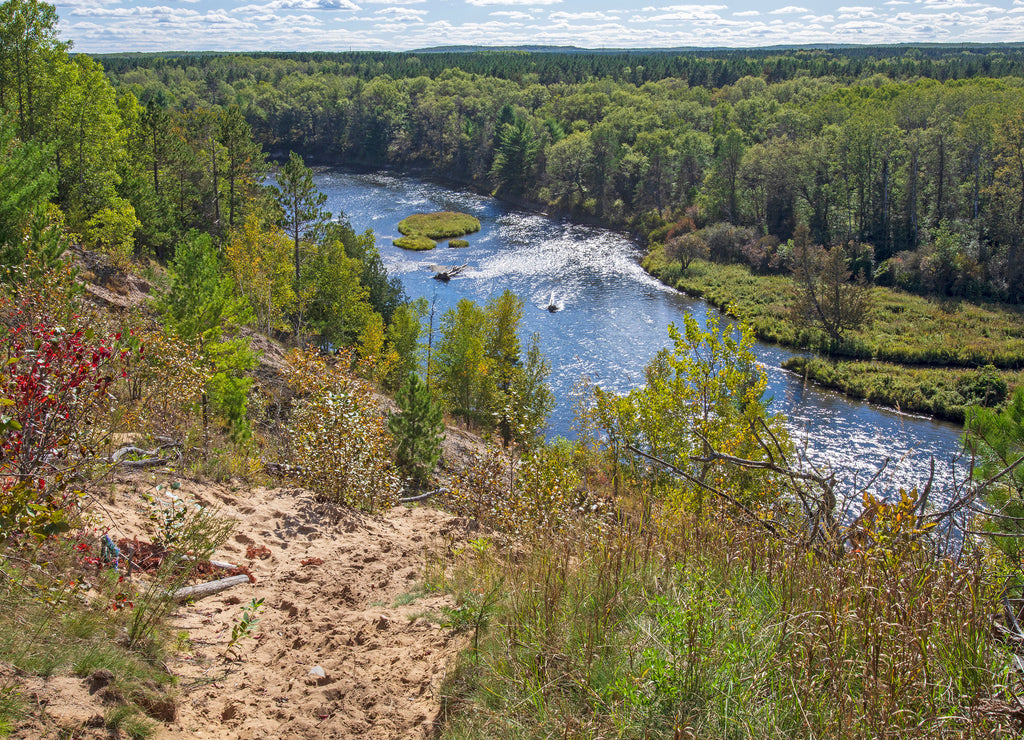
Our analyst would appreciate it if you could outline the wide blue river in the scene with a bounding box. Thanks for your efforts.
[315,168,968,504]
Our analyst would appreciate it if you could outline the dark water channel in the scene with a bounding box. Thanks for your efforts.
[315,168,967,503]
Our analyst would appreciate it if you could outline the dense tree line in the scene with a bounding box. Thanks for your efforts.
[99,45,1024,89]
[103,49,1024,303]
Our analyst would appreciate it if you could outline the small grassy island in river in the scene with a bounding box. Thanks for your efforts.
[393,211,481,250]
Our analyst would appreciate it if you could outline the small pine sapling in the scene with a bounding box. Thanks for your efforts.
[388,373,444,491]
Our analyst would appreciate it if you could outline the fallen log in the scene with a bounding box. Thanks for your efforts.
[110,444,179,468]
[171,574,250,603]
[430,263,469,281]
[399,487,449,504]
[118,457,168,469]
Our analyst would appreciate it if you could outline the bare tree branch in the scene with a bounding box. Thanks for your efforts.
[624,443,790,539]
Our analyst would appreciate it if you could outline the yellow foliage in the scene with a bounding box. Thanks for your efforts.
[224,215,295,334]
[357,312,399,387]
[283,348,402,511]
[446,442,607,537]
[123,327,210,439]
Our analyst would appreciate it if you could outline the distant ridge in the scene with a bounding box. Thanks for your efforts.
[93,42,1024,59]
[410,42,1024,54]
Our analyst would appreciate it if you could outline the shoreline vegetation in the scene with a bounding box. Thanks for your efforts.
[643,245,1024,422]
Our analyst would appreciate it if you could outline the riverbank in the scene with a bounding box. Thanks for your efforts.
[643,245,1024,422]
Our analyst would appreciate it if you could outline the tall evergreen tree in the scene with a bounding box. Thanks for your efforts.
[274,150,329,289]
[159,231,254,443]
[388,373,444,490]
[0,112,53,255]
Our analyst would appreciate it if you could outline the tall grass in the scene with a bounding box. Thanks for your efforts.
[437,502,1017,739]
[783,357,1021,422]
[646,255,1024,370]
[0,548,176,737]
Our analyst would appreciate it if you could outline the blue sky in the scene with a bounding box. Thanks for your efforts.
[56,0,1024,53]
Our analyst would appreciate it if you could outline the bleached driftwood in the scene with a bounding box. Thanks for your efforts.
[399,488,449,504]
[111,442,181,468]
[172,574,250,603]
[183,555,239,571]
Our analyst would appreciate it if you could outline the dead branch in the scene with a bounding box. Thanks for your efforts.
[925,454,1024,525]
[399,488,448,504]
[625,444,789,539]
[171,574,250,603]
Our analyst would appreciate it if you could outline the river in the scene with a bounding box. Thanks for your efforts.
[315,167,968,504]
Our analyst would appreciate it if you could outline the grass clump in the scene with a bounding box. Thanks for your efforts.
[398,211,481,240]
[436,498,1016,739]
[0,687,23,736]
[105,704,159,740]
[448,238,469,248]
[0,548,178,736]
[784,357,1020,422]
[394,234,437,251]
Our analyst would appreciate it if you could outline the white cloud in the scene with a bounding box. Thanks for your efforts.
[549,10,618,19]
[58,0,127,9]
[838,7,878,17]
[54,0,1024,53]
[235,0,359,12]
[640,4,727,10]
[465,0,560,5]
[635,3,726,21]
[375,5,426,19]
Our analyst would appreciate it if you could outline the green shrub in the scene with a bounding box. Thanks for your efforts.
[284,349,402,511]
[388,373,444,490]
[84,197,141,267]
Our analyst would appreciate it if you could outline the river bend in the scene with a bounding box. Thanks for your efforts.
[315,168,967,503]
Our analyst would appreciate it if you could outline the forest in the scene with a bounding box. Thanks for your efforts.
[92,43,1024,420]
[3,0,1024,736]
[100,46,1024,305]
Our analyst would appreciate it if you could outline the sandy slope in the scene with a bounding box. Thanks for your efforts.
[15,476,475,739]
[166,483,472,740]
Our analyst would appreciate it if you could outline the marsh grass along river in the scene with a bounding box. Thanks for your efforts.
[316,168,967,504]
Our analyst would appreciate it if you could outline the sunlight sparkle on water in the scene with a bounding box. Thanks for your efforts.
[318,168,968,504]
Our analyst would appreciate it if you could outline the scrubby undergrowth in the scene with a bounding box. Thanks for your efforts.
[432,483,1019,739]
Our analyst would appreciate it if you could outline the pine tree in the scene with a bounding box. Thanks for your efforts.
[0,113,55,270]
[274,150,328,289]
[159,231,255,443]
[388,373,444,490]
